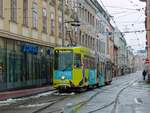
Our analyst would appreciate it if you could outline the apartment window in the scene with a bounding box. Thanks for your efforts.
[93,16,95,26]
[85,34,87,46]
[96,19,98,29]
[90,14,92,25]
[0,0,3,17]
[93,38,95,48]
[11,0,17,22]
[65,0,69,5]
[79,3,81,17]
[23,0,28,26]
[82,34,84,45]
[90,37,92,48]
[88,36,90,47]
[81,7,84,20]
[50,13,55,35]
[85,9,87,22]
[42,0,47,33]
[58,16,62,37]
[88,12,89,23]
[49,0,56,6]
[96,39,98,51]
[32,0,38,29]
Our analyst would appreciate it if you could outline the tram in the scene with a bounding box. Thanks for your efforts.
[53,46,97,91]
[53,46,112,92]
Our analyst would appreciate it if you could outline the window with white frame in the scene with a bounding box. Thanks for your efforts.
[85,34,87,46]
[0,0,3,17]
[42,0,47,32]
[50,13,55,35]
[11,0,17,22]
[32,0,38,29]
[23,0,28,26]
[58,16,62,37]
[82,34,84,45]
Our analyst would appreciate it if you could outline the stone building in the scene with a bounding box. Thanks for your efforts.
[0,0,58,91]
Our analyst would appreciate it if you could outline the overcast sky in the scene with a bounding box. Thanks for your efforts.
[98,0,146,52]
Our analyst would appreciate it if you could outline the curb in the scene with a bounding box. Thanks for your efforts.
[0,87,55,101]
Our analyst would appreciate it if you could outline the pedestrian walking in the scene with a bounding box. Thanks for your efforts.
[142,69,147,80]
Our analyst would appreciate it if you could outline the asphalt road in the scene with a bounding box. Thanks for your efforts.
[0,71,149,113]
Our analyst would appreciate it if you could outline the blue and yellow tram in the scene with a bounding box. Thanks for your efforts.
[53,47,99,91]
[53,46,112,92]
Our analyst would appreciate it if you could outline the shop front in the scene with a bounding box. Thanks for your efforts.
[0,37,53,91]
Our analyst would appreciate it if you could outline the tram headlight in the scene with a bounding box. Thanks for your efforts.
[61,76,65,80]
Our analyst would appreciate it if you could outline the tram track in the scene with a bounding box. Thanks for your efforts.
[0,74,139,113]
[32,95,68,113]
[110,79,138,113]
[66,78,138,113]
[0,90,70,113]
[0,90,57,109]
[87,79,139,113]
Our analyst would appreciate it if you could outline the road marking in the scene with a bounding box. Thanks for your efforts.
[134,98,143,104]
[19,102,54,108]
[132,82,138,86]
[66,102,73,106]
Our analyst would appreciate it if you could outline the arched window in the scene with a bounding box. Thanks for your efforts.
[32,0,38,29]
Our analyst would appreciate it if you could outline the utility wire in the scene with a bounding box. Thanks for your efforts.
[111,10,141,15]
[100,29,147,34]
[115,12,140,18]
[105,6,144,11]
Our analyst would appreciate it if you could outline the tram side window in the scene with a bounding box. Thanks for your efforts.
[74,54,81,68]
[90,58,96,69]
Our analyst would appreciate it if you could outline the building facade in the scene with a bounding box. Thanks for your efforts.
[0,0,58,91]
[0,0,129,91]
[115,31,127,75]
[139,0,149,63]
[126,46,135,73]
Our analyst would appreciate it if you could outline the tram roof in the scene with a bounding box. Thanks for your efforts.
[54,46,95,56]
[55,46,88,49]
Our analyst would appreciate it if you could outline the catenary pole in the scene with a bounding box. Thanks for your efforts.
[62,0,65,46]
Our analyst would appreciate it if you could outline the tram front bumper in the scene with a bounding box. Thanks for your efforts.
[53,80,71,89]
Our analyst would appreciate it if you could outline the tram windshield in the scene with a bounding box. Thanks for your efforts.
[54,50,73,71]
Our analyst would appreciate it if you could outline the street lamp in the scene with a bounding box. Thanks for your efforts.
[61,0,80,46]
[65,21,80,47]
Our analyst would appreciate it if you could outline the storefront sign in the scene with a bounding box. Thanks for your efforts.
[21,44,38,55]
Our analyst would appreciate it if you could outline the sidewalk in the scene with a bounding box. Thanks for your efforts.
[0,86,55,101]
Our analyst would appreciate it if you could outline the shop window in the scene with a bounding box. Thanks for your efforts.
[0,38,54,91]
